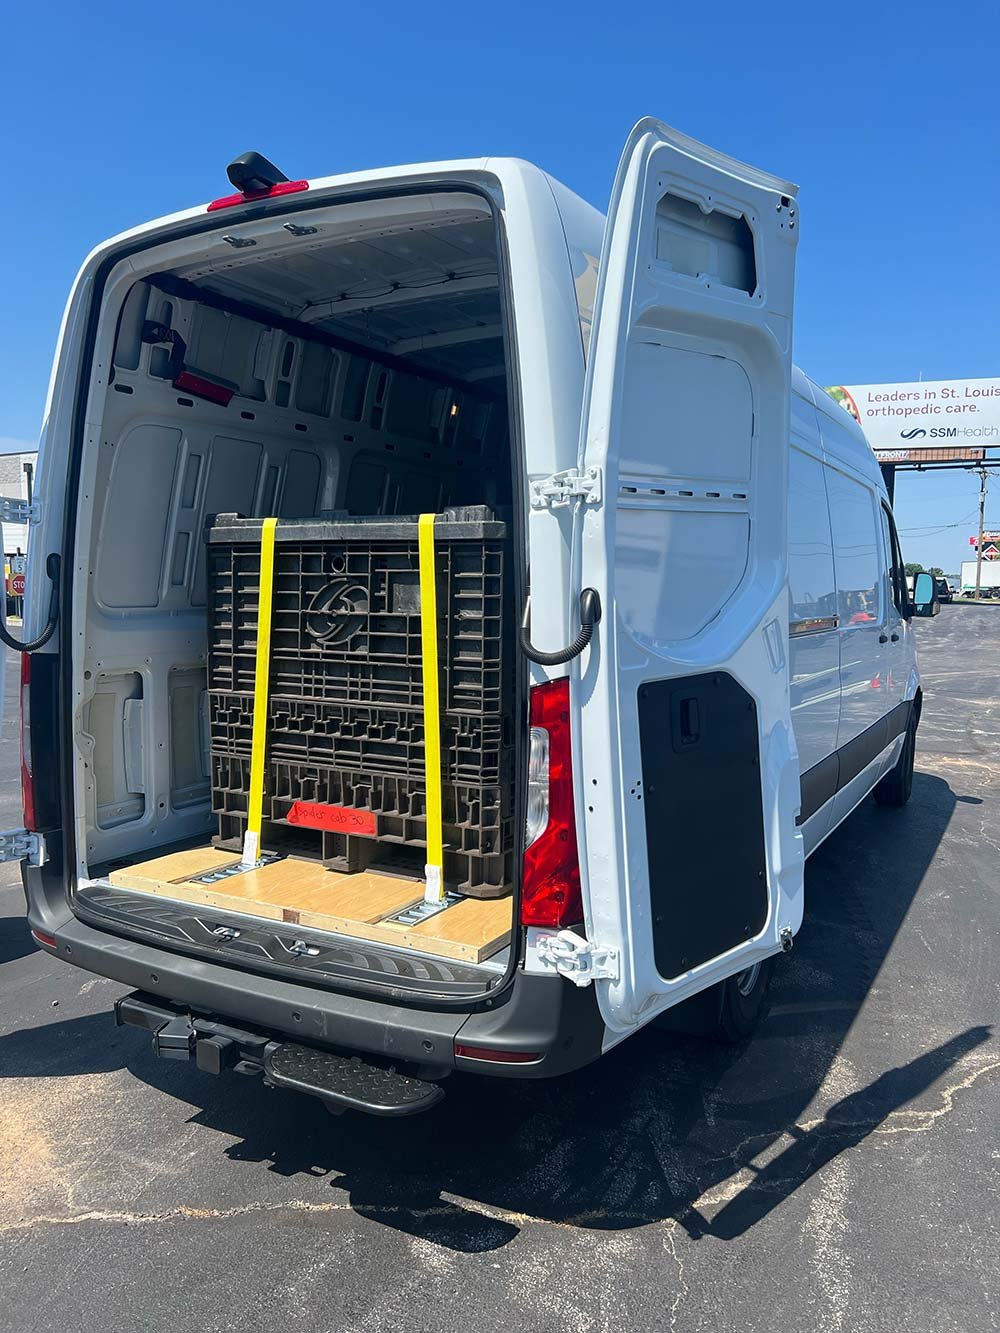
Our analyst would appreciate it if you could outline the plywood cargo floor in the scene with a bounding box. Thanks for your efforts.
[107,848,512,964]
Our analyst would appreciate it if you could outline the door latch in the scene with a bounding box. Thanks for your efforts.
[528,467,603,510]
[534,929,619,987]
[0,829,46,866]
[0,495,40,525]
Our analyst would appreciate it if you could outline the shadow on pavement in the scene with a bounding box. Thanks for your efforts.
[0,912,36,966]
[1,772,986,1252]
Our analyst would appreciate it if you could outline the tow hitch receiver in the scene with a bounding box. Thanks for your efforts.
[115,992,445,1117]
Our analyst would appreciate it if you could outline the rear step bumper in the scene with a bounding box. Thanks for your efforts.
[24,875,608,1080]
[116,992,445,1116]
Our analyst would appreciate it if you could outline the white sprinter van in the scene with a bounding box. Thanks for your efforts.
[5,120,934,1116]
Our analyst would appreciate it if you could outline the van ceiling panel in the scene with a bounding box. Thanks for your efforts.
[190,217,502,384]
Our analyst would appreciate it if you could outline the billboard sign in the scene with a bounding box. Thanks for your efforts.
[825,378,1000,456]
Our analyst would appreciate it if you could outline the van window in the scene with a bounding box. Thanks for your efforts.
[825,468,882,627]
[788,447,837,629]
[880,503,907,613]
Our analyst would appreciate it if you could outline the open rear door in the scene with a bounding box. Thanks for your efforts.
[575,119,803,1037]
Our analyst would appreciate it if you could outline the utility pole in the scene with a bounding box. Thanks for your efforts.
[975,465,989,600]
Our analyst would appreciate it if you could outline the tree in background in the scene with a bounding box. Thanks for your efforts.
[927,566,945,578]
[904,562,925,576]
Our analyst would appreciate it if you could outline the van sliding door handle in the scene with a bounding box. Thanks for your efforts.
[520,589,602,665]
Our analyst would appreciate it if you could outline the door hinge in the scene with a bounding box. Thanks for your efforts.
[0,495,40,525]
[0,829,47,866]
[534,929,619,987]
[529,466,602,510]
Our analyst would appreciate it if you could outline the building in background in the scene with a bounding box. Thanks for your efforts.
[2,450,37,608]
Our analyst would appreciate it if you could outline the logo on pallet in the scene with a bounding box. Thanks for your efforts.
[304,579,370,645]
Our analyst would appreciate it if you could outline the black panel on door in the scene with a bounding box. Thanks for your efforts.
[638,673,769,980]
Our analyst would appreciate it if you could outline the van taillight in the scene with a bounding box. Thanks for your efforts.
[521,678,582,928]
[206,180,309,212]
[20,654,36,832]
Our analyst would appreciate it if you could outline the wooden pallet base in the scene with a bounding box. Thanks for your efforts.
[107,848,512,964]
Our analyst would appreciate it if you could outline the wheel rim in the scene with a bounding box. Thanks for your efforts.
[735,961,761,997]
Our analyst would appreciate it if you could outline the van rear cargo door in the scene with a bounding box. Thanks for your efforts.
[574,119,803,1038]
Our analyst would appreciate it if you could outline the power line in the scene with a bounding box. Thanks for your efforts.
[899,507,981,536]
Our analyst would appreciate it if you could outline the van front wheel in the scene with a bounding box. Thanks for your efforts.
[874,716,916,807]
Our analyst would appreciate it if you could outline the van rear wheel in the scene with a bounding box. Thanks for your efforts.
[651,956,774,1043]
[874,716,916,807]
[716,956,775,1043]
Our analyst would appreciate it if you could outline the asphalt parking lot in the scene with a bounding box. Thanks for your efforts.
[2,607,998,1333]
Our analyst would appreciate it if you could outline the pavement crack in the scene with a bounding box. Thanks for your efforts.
[870,1057,1000,1135]
[663,1220,689,1329]
[1,1195,621,1238]
[1,1199,355,1235]
[690,1053,1000,1213]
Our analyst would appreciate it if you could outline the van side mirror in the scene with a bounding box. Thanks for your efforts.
[912,571,940,617]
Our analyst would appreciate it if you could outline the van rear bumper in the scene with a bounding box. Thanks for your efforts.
[24,867,605,1080]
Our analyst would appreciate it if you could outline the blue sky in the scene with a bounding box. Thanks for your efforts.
[2,0,996,572]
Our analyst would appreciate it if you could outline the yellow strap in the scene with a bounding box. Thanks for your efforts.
[418,512,444,901]
[242,517,278,866]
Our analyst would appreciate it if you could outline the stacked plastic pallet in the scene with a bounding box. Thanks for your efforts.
[206,508,514,896]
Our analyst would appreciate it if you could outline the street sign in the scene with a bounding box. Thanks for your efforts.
[10,555,27,576]
[10,573,25,596]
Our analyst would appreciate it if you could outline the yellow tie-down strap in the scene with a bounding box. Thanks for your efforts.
[418,513,445,903]
[242,517,278,867]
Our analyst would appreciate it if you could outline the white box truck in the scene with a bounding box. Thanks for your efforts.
[960,559,1000,597]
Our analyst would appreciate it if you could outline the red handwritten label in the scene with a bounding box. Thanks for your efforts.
[286,802,377,837]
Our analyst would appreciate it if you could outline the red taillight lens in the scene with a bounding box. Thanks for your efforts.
[520,678,582,928]
[31,928,57,949]
[20,654,36,832]
[206,180,309,212]
[454,1044,541,1064]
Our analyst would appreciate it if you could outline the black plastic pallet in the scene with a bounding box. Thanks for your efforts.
[207,508,509,713]
[212,755,514,896]
[209,692,511,786]
[205,507,516,896]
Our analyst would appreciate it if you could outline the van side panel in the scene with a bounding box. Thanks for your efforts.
[791,374,921,846]
[788,437,840,775]
[824,463,888,751]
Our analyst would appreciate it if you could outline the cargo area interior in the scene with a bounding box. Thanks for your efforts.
[74,191,520,973]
